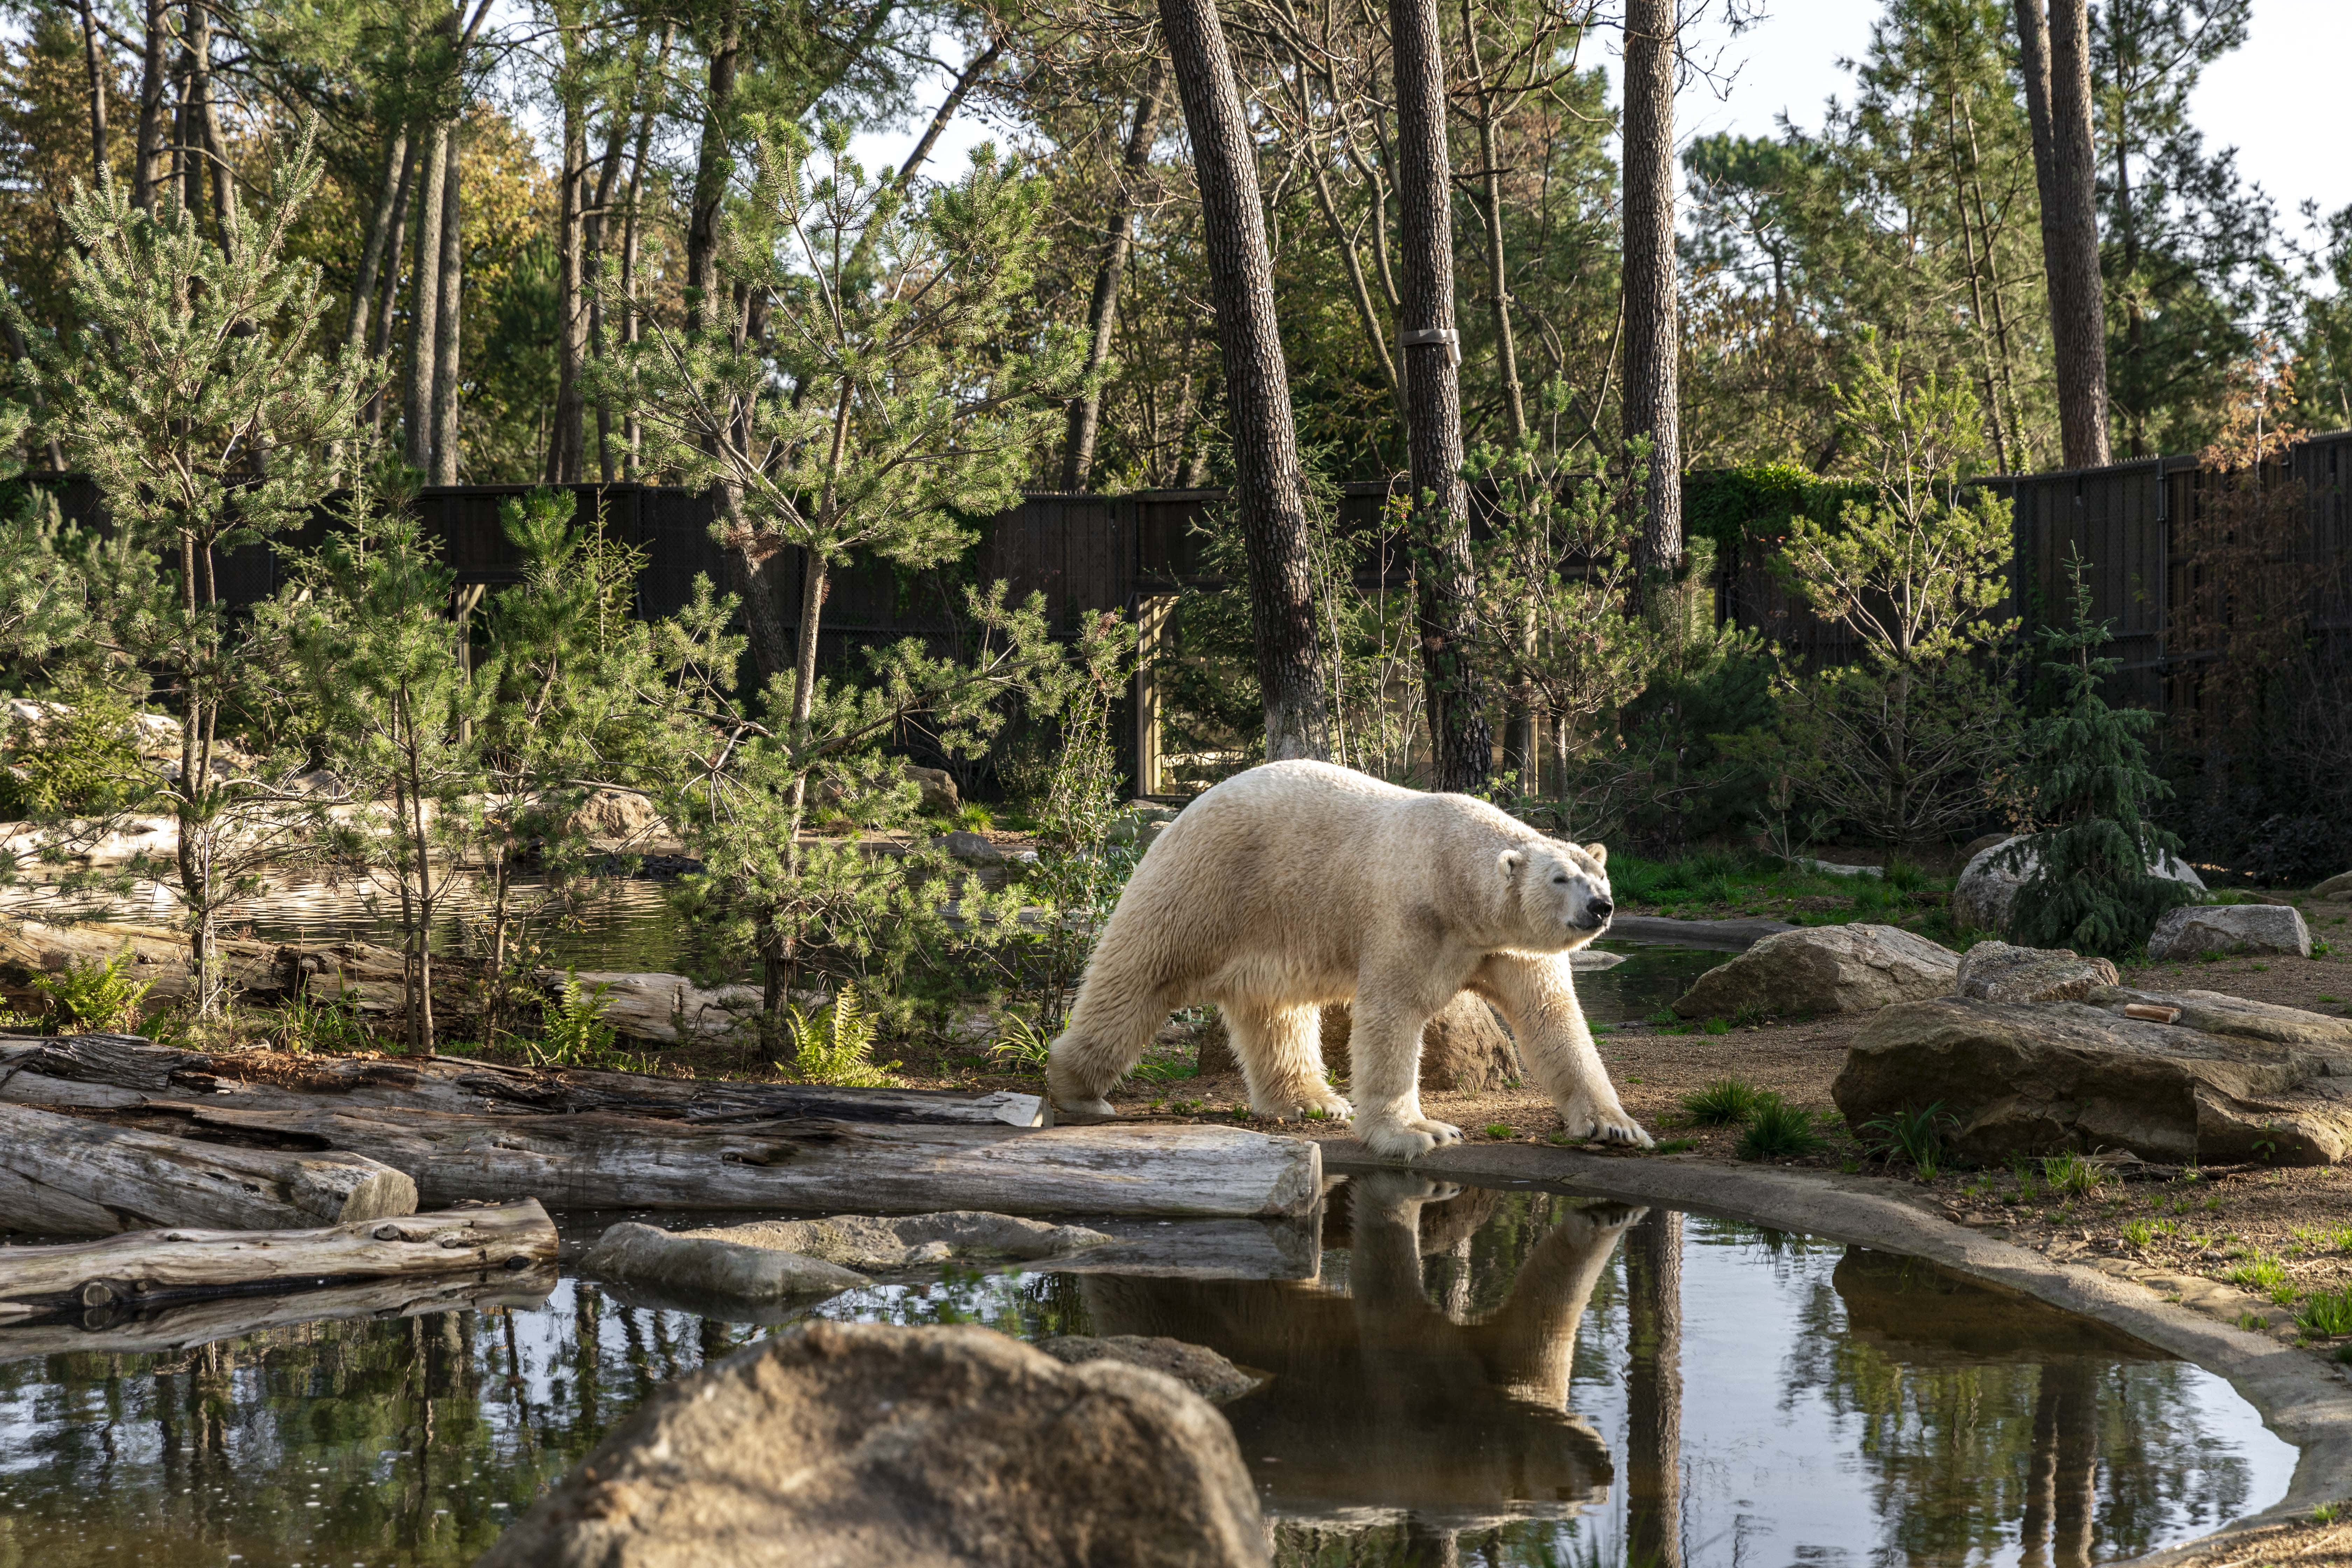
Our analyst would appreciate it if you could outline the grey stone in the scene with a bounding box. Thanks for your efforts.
[577,1222,867,1303]
[1671,923,1960,1018]
[905,765,960,816]
[474,1320,1270,1568]
[1955,941,2119,1004]
[566,788,661,841]
[2312,870,2352,899]
[678,1211,1113,1270]
[1034,1334,1260,1402]
[1952,836,2206,937]
[2147,903,2312,961]
[941,830,1003,865]
[1833,992,2352,1166]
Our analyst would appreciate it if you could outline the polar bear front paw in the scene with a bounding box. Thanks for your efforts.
[1356,1116,1463,1161]
[1053,1096,1119,1121]
[1568,1110,1654,1149]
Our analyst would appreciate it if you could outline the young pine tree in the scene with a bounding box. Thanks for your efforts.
[2003,555,2193,957]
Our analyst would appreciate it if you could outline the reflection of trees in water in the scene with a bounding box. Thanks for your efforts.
[1779,1250,2258,1566]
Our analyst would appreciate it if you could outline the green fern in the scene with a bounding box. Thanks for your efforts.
[531,970,622,1068]
[31,949,152,1032]
[782,988,902,1087]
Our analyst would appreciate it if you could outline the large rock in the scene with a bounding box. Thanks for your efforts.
[1189,993,1522,1094]
[1034,1335,1259,1402]
[1951,836,2205,937]
[1671,924,1959,1018]
[1954,941,2119,1004]
[942,830,1003,866]
[1833,988,2352,1166]
[475,1321,1269,1568]
[567,788,662,841]
[905,765,961,816]
[2147,903,2311,961]
[2314,870,2352,899]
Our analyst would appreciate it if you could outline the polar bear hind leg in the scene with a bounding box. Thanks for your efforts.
[1223,1000,1352,1121]
[1346,977,1463,1159]
[1474,951,1652,1148]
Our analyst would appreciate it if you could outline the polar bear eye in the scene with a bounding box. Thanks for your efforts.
[1551,874,1568,885]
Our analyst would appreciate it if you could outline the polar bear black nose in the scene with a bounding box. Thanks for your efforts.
[1588,895,1614,921]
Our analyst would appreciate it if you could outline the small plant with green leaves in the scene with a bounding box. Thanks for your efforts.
[2041,1150,2113,1197]
[272,988,372,1055]
[2297,1289,2352,1338]
[1701,1016,1732,1036]
[1860,1101,1959,1180]
[2224,1255,2287,1296]
[530,971,623,1068]
[1682,1078,1762,1126]
[1485,1123,1517,1140]
[955,803,995,832]
[1736,1094,1826,1161]
[2313,1500,2343,1525]
[2237,1311,2270,1332]
[30,949,152,1032]
[986,1013,1054,1076]
[781,988,901,1088]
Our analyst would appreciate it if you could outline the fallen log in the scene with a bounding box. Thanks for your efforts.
[101,1101,1325,1219]
[0,1199,555,1317]
[0,1101,418,1237]
[0,1033,1045,1127]
[0,1265,558,1362]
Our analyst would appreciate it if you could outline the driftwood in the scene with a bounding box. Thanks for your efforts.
[0,1265,558,1361]
[0,1199,556,1317]
[84,1100,1323,1218]
[0,1033,1044,1127]
[0,1101,418,1237]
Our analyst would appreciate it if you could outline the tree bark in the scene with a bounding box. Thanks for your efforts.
[366,133,420,432]
[685,4,741,336]
[75,0,110,190]
[1062,64,1167,492]
[430,125,463,483]
[548,82,588,484]
[1159,0,1331,763]
[1622,0,1683,579]
[404,121,451,470]
[1393,0,1491,794]
[2014,0,2110,468]
[132,0,168,209]
[1625,1208,1684,1568]
[344,128,409,354]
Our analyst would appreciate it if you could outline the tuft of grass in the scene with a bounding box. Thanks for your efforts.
[2237,1311,2270,1332]
[1860,1101,1959,1181]
[1651,1136,1699,1154]
[2225,1255,2287,1296]
[30,948,152,1033]
[1682,1077,1763,1126]
[1736,1094,1825,1161]
[2313,1500,2343,1525]
[1730,1002,1770,1028]
[781,987,902,1088]
[272,988,372,1055]
[1484,1122,1517,1140]
[2041,1150,2113,1197]
[2298,1289,2352,1338]
[955,802,995,832]
[1701,1016,1732,1036]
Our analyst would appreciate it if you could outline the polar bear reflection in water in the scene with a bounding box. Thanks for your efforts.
[1046,760,1651,1158]
[1083,1172,1638,1533]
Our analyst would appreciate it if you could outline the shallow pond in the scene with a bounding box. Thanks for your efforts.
[0,1182,2290,1566]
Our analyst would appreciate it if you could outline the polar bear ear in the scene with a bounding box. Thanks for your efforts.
[1583,842,1609,868]
[1498,848,1525,880]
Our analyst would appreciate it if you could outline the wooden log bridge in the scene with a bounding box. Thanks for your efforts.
[0,1036,1321,1220]
[0,1101,418,1237]
[0,1199,557,1319]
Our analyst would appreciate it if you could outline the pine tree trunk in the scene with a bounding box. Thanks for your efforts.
[1392,0,1490,795]
[345,128,408,354]
[132,0,167,209]
[366,135,420,433]
[404,121,450,471]
[76,0,109,190]
[430,127,462,484]
[685,7,740,336]
[1622,0,1682,579]
[2013,0,2109,468]
[548,88,587,484]
[1061,64,1166,492]
[1159,0,1330,764]
[1625,1209,1684,1568]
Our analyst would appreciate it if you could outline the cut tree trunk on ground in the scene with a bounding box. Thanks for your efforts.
[0,1034,1044,1127]
[0,1264,557,1362]
[0,918,408,1013]
[0,1199,554,1315]
[82,1102,1324,1219]
[0,1101,418,1237]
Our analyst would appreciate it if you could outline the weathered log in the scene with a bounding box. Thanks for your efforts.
[0,1033,1044,1127]
[97,1101,1324,1218]
[0,1199,555,1316]
[0,917,407,1012]
[0,1101,418,1237]
[0,1265,558,1361]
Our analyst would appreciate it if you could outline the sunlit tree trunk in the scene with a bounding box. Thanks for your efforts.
[2013,0,2110,468]
[1062,63,1166,492]
[405,121,450,470]
[1626,1209,1684,1568]
[431,127,463,483]
[132,0,168,209]
[1622,0,1683,581]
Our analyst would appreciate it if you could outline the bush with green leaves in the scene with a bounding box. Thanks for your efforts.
[2001,554,2196,957]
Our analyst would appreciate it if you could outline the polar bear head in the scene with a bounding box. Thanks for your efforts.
[1498,839,1614,950]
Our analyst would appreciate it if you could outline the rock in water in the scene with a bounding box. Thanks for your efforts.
[578,1223,868,1304]
[475,1320,1269,1568]
[1950,836,2204,937]
[2146,904,2311,961]
[1833,990,2352,1165]
[1670,924,1959,1018]
[1954,941,2119,1004]
[1034,1335,1260,1402]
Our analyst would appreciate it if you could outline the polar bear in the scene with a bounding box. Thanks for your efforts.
[1046,759,1652,1160]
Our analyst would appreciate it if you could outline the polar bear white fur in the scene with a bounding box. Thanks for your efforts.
[1046,760,1651,1160]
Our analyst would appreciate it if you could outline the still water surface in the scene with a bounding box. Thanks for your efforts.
[0,1183,2290,1567]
